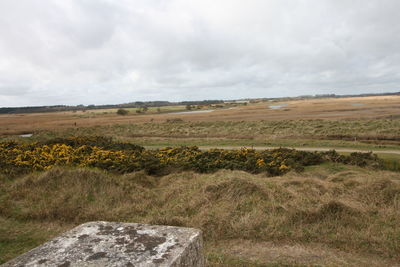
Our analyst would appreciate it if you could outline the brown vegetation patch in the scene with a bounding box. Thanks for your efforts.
[328,171,361,182]
[290,201,362,225]
[359,178,400,205]
[204,178,269,201]
[211,239,400,267]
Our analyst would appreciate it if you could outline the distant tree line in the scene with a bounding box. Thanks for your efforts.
[0,100,224,114]
[2,91,399,114]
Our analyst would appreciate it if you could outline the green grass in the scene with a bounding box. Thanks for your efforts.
[0,218,68,264]
[336,152,400,172]
[379,154,400,172]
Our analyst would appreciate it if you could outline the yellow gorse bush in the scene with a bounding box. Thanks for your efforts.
[0,137,382,177]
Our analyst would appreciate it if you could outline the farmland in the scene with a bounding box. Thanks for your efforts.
[1,95,400,266]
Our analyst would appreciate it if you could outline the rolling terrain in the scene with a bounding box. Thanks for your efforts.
[1,95,399,266]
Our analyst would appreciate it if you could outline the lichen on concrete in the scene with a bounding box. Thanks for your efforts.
[2,221,204,267]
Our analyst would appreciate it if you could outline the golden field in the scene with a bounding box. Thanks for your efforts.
[1,95,400,135]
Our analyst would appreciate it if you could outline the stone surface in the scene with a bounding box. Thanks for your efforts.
[2,221,204,267]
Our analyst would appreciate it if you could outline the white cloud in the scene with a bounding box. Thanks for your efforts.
[0,0,399,106]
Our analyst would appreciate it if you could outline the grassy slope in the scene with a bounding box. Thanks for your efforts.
[1,164,399,266]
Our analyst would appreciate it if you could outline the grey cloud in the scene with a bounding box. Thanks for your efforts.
[0,0,399,107]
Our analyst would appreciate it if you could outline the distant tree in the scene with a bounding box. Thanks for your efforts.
[117,108,129,115]
[157,107,161,113]
[185,104,192,110]
[142,106,148,112]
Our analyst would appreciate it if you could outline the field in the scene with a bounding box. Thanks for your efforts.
[1,95,400,266]
[1,95,400,135]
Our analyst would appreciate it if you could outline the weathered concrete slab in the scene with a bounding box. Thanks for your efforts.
[2,221,204,267]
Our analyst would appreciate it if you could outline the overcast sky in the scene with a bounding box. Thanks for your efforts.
[1,0,400,107]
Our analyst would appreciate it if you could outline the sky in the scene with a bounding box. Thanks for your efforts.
[0,0,400,107]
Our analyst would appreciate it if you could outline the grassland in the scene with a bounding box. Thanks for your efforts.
[1,95,400,266]
[1,95,400,135]
[26,118,400,149]
[1,164,399,266]
[2,95,400,154]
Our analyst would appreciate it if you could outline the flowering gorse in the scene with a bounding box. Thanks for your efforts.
[0,137,382,177]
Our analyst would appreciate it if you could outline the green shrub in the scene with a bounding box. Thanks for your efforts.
[116,108,129,115]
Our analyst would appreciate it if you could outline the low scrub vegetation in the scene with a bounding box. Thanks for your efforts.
[116,108,129,115]
[0,136,383,177]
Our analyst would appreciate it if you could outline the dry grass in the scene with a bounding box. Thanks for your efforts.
[33,117,400,141]
[208,239,400,266]
[1,164,399,265]
[1,95,400,135]
[1,95,399,265]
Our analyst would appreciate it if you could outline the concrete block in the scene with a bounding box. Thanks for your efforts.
[2,221,204,267]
